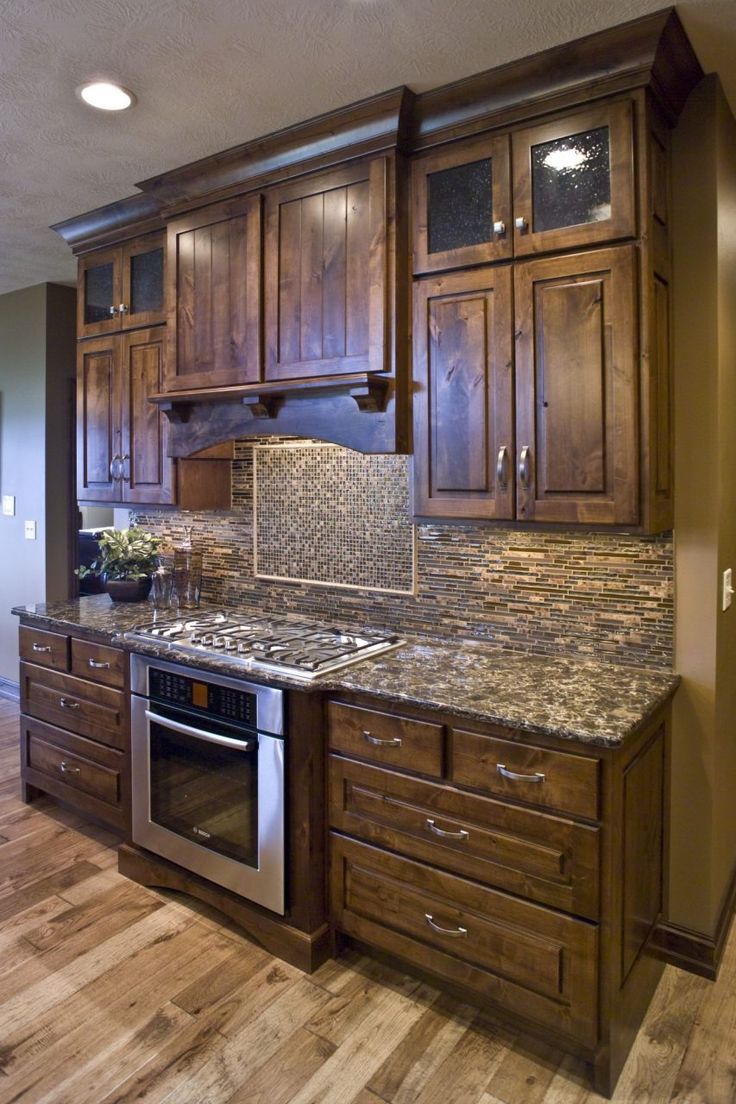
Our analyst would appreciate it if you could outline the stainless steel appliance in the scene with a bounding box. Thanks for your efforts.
[130,654,285,914]
[125,611,402,680]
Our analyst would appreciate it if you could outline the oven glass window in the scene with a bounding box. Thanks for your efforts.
[149,722,258,868]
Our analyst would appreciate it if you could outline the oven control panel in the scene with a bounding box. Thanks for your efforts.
[149,668,255,727]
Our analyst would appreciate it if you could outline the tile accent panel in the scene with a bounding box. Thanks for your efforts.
[132,438,674,670]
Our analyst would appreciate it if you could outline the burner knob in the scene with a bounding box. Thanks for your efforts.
[212,635,226,648]
[223,638,236,651]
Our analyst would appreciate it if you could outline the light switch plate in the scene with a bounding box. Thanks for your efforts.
[24,520,37,540]
[2,495,15,516]
[723,568,733,611]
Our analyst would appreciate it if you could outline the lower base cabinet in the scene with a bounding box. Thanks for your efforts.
[327,694,669,1098]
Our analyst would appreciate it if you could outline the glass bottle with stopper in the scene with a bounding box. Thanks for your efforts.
[173,526,203,608]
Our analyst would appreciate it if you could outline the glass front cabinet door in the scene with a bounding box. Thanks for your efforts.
[511,101,636,255]
[412,135,512,274]
[78,232,165,338]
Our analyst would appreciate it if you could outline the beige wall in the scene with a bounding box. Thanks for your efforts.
[671,74,736,934]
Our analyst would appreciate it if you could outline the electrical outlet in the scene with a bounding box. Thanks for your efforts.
[1,495,15,516]
[24,520,37,541]
[723,568,734,612]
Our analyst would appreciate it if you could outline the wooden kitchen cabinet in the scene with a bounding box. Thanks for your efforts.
[77,232,165,339]
[165,195,262,391]
[264,157,391,381]
[412,265,514,520]
[514,245,638,524]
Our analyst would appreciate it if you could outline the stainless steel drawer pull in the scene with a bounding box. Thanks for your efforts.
[32,643,52,653]
[425,913,467,938]
[59,698,80,710]
[60,761,81,775]
[425,818,469,842]
[362,730,402,748]
[87,659,110,670]
[496,763,545,784]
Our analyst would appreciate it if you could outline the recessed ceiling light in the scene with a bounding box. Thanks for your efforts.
[76,81,136,111]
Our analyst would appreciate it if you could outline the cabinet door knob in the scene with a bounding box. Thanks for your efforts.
[60,760,81,775]
[108,305,119,317]
[518,445,532,488]
[362,729,402,748]
[119,303,129,315]
[493,220,506,237]
[109,455,123,480]
[496,446,509,487]
[497,763,545,784]
[515,216,529,232]
[121,454,131,482]
[425,913,468,938]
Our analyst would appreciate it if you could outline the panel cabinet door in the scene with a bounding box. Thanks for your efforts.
[165,195,262,391]
[121,232,165,330]
[77,247,122,339]
[514,246,639,525]
[413,267,514,520]
[512,101,635,256]
[412,134,512,274]
[120,327,174,505]
[264,157,389,381]
[77,337,121,502]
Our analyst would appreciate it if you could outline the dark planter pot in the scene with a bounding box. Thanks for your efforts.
[105,577,152,603]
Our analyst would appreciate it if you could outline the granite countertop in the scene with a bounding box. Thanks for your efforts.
[13,595,679,749]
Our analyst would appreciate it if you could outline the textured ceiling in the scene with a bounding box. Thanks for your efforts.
[1,0,734,296]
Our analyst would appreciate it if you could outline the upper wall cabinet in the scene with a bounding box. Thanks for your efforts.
[165,195,262,392]
[511,101,636,256]
[412,135,512,274]
[264,157,390,381]
[77,232,165,339]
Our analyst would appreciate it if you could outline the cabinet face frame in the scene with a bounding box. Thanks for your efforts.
[514,245,639,525]
[264,157,390,382]
[412,133,512,274]
[165,194,262,392]
[120,326,174,505]
[77,246,123,339]
[512,100,636,256]
[120,231,166,330]
[413,266,514,520]
[76,335,122,501]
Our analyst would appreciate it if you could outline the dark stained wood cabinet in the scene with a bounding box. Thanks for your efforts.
[413,266,514,519]
[165,195,262,391]
[514,245,638,524]
[264,157,391,381]
[76,335,120,502]
[78,232,165,339]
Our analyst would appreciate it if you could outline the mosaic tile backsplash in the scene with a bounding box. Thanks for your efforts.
[133,438,674,670]
[253,443,415,594]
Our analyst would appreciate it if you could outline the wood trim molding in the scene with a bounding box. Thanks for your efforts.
[651,860,736,979]
[0,676,20,702]
[51,192,164,254]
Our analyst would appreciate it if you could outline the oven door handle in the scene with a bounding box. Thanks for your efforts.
[144,709,258,752]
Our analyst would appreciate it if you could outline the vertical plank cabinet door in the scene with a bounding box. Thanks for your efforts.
[512,101,636,257]
[77,337,121,502]
[412,134,512,274]
[264,157,389,381]
[514,245,639,525]
[120,232,165,330]
[77,246,122,339]
[120,327,174,505]
[166,195,262,391]
[413,267,514,519]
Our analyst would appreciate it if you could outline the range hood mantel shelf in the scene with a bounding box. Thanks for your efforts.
[149,372,391,423]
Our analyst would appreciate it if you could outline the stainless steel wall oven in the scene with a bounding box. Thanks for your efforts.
[130,654,285,915]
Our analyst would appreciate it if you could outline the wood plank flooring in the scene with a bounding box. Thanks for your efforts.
[0,695,733,1104]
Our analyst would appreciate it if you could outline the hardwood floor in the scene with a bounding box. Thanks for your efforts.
[0,694,733,1104]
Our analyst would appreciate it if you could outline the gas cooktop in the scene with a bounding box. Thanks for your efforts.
[124,611,403,680]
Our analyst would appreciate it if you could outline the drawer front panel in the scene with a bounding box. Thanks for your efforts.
[328,701,444,778]
[27,734,120,806]
[71,639,126,689]
[330,834,598,1047]
[20,663,126,750]
[19,626,69,673]
[329,757,599,919]
[451,727,600,819]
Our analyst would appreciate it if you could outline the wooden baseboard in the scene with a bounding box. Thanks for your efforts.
[652,861,736,979]
[0,677,19,702]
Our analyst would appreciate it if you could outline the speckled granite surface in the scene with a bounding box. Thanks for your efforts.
[13,595,679,748]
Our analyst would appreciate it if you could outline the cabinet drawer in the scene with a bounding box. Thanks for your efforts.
[330,834,598,1047]
[329,757,599,919]
[71,639,125,689]
[19,626,69,672]
[20,662,127,751]
[451,727,599,820]
[328,701,444,778]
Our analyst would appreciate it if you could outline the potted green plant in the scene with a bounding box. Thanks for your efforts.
[77,527,161,603]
